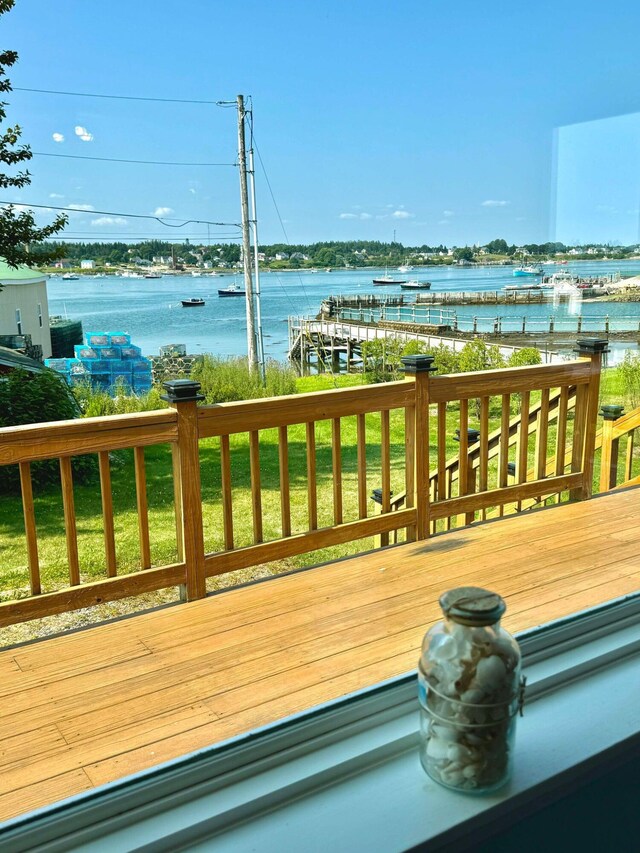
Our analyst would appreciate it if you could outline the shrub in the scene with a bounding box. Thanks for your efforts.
[72,380,167,417]
[617,351,640,409]
[0,369,96,492]
[507,348,542,368]
[191,356,297,403]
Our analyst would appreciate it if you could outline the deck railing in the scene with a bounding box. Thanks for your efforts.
[599,403,640,491]
[0,339,607,628]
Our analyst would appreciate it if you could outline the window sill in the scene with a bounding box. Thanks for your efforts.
[3,595,640,852]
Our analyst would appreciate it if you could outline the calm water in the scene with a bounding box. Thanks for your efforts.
[47,261,640,363]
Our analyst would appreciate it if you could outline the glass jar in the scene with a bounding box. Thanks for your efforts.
[418,586,524,793]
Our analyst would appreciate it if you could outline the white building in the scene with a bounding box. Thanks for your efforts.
[0,260,52,358]
[80,259,95,270]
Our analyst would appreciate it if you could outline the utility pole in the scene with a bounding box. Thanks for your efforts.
[237,94,258,374]
[248,143,266,382]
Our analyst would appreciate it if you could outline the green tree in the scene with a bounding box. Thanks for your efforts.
[507,348,542,368]
[0,0,67,268]
[453,246,474,262]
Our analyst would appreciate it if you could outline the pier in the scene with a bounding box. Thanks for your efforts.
[288,318,565,371]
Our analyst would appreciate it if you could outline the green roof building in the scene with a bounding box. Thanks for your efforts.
[0,260,51,359]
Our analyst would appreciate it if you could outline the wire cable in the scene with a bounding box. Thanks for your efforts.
[32,152,236,167]
[13,86,224,105]
[0,200,241,229]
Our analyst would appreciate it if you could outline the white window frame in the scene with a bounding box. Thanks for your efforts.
[1,593,639,852]
[15,308,22,336]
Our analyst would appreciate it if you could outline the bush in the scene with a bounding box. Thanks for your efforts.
[0,369,96,493]
[72,380,167,417]
[191,356,297,403]
[507,348,542,368]
[617,351,640,409]
[459,339,506,373]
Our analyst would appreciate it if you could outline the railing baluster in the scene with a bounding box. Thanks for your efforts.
[479,396,489,520]
[498,393,510,516]
[98,450,117,577]
[332,417,343,526]
[535,388,550,481]
[134,446,151,569]
[279,425,292,536]
[380,409,391,546]
[457,399,469,526]
[570,384,588,499]
[555,387,569,476]
[249,430,263,544]
[306,421,318,530]
[220,434,234,549]
[437,402,446,500]
[19,461,41,595]
[625,431,634,483]
[171,444,184,562]
[59,456,80,586]
[517,391,530,483]
[358,413,368,520]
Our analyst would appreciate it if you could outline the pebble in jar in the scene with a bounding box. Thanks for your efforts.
[418,587,524,793]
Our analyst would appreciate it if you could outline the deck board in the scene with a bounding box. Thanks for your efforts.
[1,488,639,821]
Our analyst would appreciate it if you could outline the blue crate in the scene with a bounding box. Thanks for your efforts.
[108,332,131,346]
[45,358,70,372]
[95,346,122,360]
[86,332,109,347]
[69,372,90,385]
[132,376,153,392]
[74,345,99,359]
[69,360,88,375]
[131,358,151,373]
[84,359,110,374]
[120,345,142,359]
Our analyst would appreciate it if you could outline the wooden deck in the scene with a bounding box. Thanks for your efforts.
[1,487,639,823]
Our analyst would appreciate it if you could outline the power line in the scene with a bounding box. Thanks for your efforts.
[0,200,241,229]
[13,86,224,105]
[32,152,236,167]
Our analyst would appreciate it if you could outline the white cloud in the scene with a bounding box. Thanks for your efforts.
[74,125,94,142]
[443,210,454,217]
[391,209,414,219]
[189,188,196,194]
[481,199,510,207]
[49,192,64,199]
[153,206,174,217]
[52,132,64,143]
[68,203,95,211]
[91,216,127,226]
[339,211,372,220]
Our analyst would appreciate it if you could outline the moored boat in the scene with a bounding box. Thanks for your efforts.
[218,284,246,297]
[373,276,407,285]
[400,280,431,290]
[513,265,543,277]
[62,273,79,280]
[181,297,205,307]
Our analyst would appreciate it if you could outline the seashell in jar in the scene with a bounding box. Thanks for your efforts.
[473,654,507,690]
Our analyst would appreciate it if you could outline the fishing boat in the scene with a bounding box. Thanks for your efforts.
[62,273,79,280]
[400,280,431,290]
[217,284,246,297]
[513,265,543,277]
[373,276,407,285]
[181,297,205,307]
[144,273,162,279]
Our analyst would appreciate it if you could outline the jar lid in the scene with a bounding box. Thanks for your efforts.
[439,586,506,626]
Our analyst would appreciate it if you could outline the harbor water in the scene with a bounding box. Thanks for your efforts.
[47,261,640,364]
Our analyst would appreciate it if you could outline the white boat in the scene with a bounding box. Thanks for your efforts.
[61,273,79,280]
[398,260,413,273]
[218,283,246,297]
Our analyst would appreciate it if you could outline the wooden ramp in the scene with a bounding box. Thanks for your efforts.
[1,487,639,822]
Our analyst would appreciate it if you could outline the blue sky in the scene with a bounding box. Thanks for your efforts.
[3,0,640,247]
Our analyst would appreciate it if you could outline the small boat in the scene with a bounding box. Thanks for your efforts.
[373,276,407,286]
[400,280,431,290]
[144,273,162,279]
[513,265,543,277]
[181,297,206,307]
[62,273,79,280]
[218,284,246,297]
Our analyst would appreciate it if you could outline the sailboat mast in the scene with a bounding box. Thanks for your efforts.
[237,94,258,374]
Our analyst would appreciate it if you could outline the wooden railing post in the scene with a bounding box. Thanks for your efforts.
[573,338,608,500]
[599,404,624,493]
[401,355,436,539]
[161,379,207,602]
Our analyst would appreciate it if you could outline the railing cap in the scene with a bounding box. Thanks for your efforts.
[160,379,205,403]
[601,404,625,421]
[371,487,394,505]
[575,338,609,355]
[400,354,436,374]
[454,427,481,443]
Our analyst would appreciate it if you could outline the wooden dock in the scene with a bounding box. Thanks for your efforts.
[0,487,638,821]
